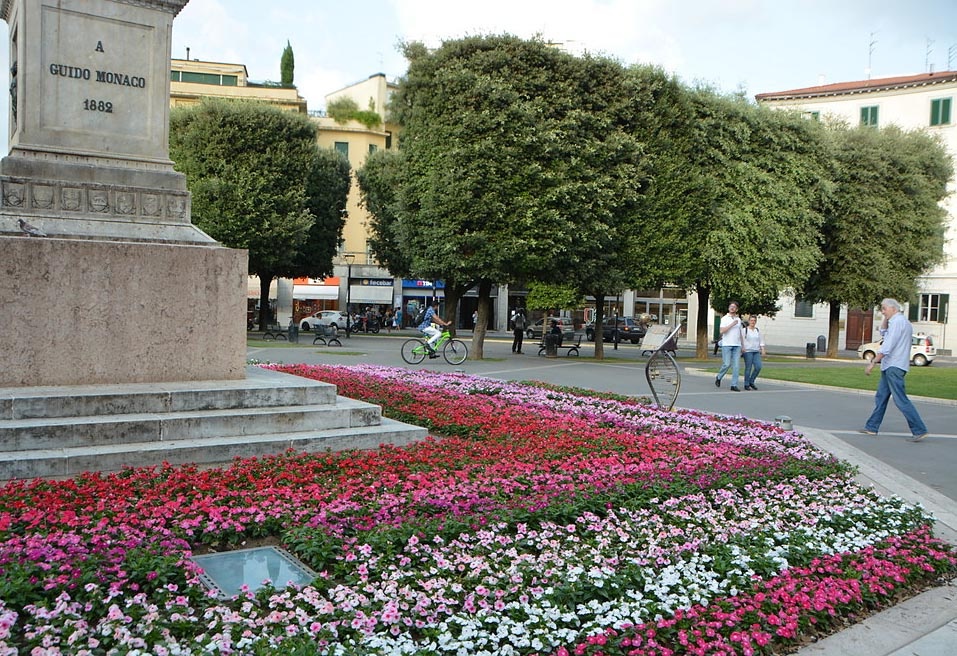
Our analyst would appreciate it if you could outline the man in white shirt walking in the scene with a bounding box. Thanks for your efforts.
[715,301,743,392]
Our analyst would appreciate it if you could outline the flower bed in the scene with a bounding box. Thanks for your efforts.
[0,363,953,655]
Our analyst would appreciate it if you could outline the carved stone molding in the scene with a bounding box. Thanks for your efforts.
[0,175,190,222]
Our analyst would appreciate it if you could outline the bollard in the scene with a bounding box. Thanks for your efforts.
[544,333,560,358]
[774,415,793,431]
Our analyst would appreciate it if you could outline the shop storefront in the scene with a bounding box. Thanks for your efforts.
[292,277,340,322]
[402,280,445,328]
[348,278,395,316]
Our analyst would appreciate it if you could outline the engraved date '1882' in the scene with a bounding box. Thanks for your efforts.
[83,99,113,113]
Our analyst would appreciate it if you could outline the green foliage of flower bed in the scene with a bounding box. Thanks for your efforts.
[0,363,953,655]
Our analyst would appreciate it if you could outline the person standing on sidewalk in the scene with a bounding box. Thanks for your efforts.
[741,315,766,390]
[860,298,929,442]
[511,310,526,354]
[715,301,743,391]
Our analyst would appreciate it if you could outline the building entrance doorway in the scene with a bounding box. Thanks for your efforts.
[845,308,874,350]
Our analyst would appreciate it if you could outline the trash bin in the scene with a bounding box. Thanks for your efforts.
[287,322,299,343]
[817,335,826,353]
[805,342,815,359]
[544,333,560,358]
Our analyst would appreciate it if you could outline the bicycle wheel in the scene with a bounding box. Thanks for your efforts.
[401,338,428,364]
[443,339,468,365]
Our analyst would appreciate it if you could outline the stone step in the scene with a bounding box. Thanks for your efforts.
[0,397,381,451]
[0,366,430,483]
[0,418,429,480]
[0,367,337,420]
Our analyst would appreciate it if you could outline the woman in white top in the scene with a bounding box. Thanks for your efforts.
[741,315,766,390]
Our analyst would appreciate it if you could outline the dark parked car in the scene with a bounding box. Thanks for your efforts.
[526,317,576,342]
[586,316,647,344]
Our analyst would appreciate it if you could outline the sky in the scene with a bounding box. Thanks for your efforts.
[1,0,956,148]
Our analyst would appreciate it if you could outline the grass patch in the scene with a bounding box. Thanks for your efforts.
[705,363,956,400]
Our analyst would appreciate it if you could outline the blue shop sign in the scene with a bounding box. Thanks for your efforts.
[402,279,445,289]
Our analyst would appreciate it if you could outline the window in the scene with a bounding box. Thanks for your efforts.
[805,111,820,121]
[794,299,814,318]
[860,105,879,128]
[172,71,238,86]
[913,293,949,323]
[334,142,349,158]
[930,98,952,126]
[368,144,378,155]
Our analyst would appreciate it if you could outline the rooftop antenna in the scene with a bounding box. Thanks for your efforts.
[925,37,934,73]
[866,32,877,79]
[186,46,190,61]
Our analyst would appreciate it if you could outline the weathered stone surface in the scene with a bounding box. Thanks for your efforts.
[0,235,247,386]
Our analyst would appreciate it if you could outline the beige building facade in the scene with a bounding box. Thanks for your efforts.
[757,71,957,355]
[170,58,307,112]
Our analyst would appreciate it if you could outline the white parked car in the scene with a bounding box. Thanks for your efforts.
[299,310,347,332]
[857,334,936,367]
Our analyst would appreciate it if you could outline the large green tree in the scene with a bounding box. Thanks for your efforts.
[656,90,830,357]
[294,148,352,279]
[386,36,659,358]
[570,63,692,359]
[170,98,349,330]
[801,124,952,356]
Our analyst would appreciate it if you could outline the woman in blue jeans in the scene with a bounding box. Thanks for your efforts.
[741,315,766,390]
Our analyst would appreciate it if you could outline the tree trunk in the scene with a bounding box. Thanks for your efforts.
[695,284,711,359]
[592,293,606,360]
[443,285,462,338]
[827,300,842,358]
[258,273,274,330]
[470,279,493,360]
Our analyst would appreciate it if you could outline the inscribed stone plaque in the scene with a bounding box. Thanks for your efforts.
[39,4,158,157]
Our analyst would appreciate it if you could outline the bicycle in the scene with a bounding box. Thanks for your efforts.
[401,328,468,365]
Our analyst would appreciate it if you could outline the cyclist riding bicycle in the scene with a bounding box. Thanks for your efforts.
[418,300,450,358]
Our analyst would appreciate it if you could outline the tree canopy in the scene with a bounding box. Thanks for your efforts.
[656,90,829,356]
[802,123,952,355]
[358,36,950,359]
[373,35,661,357]
[169,98,350,329]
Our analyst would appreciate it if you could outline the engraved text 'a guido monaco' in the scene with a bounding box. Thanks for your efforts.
[48,64,146,89]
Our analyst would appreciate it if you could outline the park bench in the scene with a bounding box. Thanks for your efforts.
[312,324,342,347]
[261,324,288,341]
[537,333,583,357]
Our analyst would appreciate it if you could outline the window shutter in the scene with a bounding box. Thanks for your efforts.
[908,299,919,321]
[940,294,950,323]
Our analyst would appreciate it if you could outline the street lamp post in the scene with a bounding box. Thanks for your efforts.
[344,254,355,338]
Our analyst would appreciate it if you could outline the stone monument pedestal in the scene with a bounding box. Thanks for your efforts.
[1,235,246,387]
[0,0,248,387]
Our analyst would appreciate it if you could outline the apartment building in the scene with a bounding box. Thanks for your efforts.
[170,58,307,113]
[756,71,957,355]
